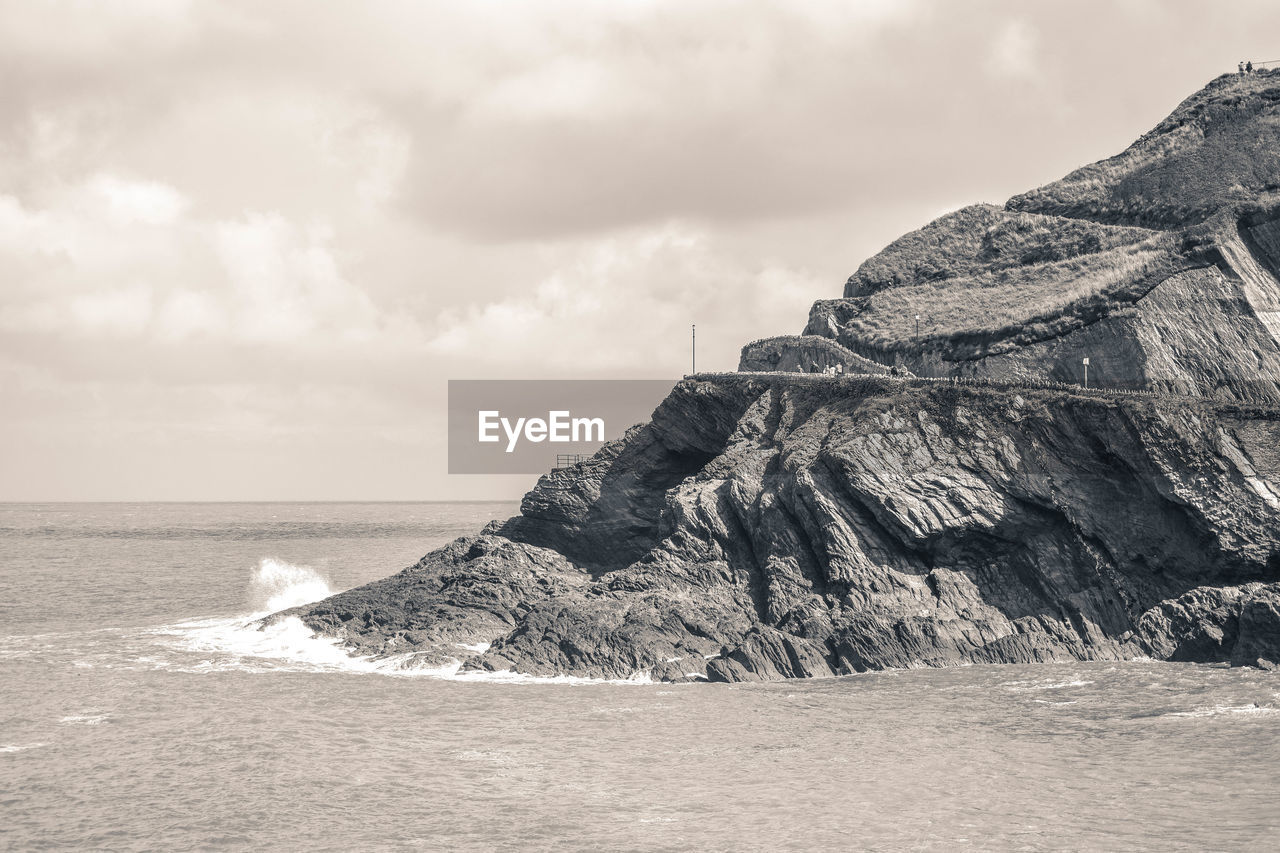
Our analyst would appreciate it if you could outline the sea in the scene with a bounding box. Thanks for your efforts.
[2,502,1279,852]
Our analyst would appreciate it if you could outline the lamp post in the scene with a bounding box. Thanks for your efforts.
[915,314,920,343]
[1083,356,1089,389]
[692,324,696,376]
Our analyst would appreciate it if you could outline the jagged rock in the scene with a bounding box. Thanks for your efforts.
[286,376,1280,681]
[1232,587,1280,669]
[737,334,896,376]
[789,72,1280,404]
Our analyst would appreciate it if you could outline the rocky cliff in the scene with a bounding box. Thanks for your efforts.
[792,71,1280,402]
[280,72,1280,682]
[286,375,1280,681]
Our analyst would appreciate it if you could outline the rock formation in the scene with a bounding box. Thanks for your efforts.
[281,72,1280,681]
[799,70,1280,402]
[287,376,1280,681]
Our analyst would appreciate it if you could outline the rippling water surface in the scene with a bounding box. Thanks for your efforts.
[2,502,1279,851]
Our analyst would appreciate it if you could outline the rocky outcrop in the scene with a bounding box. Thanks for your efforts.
[737,335,895,375]
[805,239,1280,402]
[782,72,1280,403]
[282,74,1280,683]
[287,375,1280,681]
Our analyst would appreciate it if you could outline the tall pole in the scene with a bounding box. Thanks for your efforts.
[915,314,920,343]
[1083,356,1089,389]
[692,324,696,376]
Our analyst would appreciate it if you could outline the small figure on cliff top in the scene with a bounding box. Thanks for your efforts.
[1247,60,1254,73]
[1240,61,1246,76]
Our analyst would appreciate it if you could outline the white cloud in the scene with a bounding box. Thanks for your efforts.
[68,284,153,336]
[212,213,382,344]
[0,179,393,348]
[153,288,228,341]
[471,56,629,121]
[88,174,187,225]
[987,19,1039,79]
[425,223,824,376]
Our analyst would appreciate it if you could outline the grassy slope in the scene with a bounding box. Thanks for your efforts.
[826,70,1280,350]
[1008,70,1280,227]
[845,205,1157,296]
[839,235,1182,349]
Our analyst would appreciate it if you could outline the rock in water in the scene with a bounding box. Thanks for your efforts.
[286,376,1280,681]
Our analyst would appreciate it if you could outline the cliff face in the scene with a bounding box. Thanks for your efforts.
[789,71,1280,403]
[807,227,1280,399]
[289,376,1280,681]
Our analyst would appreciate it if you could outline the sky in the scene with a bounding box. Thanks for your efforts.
[3,0,1280,501]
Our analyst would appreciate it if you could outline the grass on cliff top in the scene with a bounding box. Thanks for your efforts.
[846,204,1157,296]
[1007,70,1280,227]
[820,72,1280,351]
[838,234,1179,349]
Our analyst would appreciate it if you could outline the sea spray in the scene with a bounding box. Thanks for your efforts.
[248,557,333,614]
[146,557,654,682]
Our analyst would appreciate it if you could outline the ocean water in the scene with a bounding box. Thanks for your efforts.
[2,502,1279,852]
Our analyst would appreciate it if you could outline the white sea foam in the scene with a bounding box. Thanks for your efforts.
[150,615,429,675]
[1164,704,1279,718]
[147,614,656,684]
[59,714,110,725]
[0,743,48,753]
[137,556,657,684]
[1004,679,1094,692]
[249,558,333,613]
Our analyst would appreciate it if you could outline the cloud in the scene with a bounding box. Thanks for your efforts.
[0,177,397,351]
[211,213,382,344]
[987,19,1040,79]
[4,0,1280,498]
[88,174,187,225]
[425,222,825,376]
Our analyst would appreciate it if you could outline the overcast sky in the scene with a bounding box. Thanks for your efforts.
[3,0,1279,501]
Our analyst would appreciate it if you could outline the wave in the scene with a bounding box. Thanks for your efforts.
[248,557,333,613]
[148,615,432,675]
[1163,704,1279,718]
[0,743,48,754]
[57,557,657,685]
[147,614,653,683]
[1003,678,1095,692]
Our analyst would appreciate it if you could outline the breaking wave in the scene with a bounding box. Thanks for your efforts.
[138,557,652,684]
[248,557,333,614]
